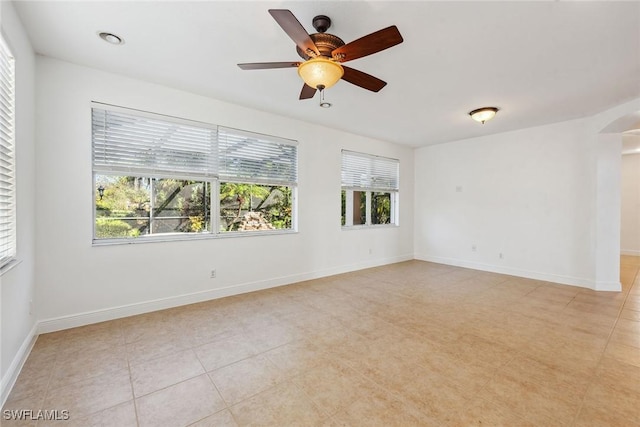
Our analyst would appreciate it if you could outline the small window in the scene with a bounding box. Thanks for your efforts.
[0,36,16,268]
[341,150,399,228]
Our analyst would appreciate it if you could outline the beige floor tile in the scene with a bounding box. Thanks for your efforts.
[264,337,330,373]
[194,333,257,372]
[229,381,327,426]
[55,321,125,357]
[242,322,300,353]
[120,311,180,344]
[615,317,640,333]
[126,330,192,364]
[603,340,640,367]
[1,394,44,427]
[447,333,515,368]
[609,327,640,348]
[38,400,137,427]
[130,348,205,397]
[332,385,434,426]
[582,381,640,425]
[480,368,581,425]
[43,372,132,420]
[209,354,285,405]
[574,403,638,427]
[136,374,225,427]
[30,333,65,358]
[292,359,378,416]
[500,354,592,397]
[188,409,238,427]
[5,367,51,404]
[49,345,128,389]
[449,397,536,427]
[624,298,640,312]
[398,370,470,423]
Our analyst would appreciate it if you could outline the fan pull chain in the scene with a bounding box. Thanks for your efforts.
[318,85,332,108]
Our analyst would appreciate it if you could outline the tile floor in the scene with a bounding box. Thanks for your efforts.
[3,257,640,426]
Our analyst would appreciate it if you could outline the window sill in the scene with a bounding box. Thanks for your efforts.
[341,224,399,231]
[92,229,298,246]
[0,258,22,277]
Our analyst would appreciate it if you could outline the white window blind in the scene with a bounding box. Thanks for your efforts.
[0,37,15,267]
[218,127,298,185]
[341,150,399,191]
[92,106,218,179]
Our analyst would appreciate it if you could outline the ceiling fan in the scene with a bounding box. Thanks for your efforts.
[238,9,404,102]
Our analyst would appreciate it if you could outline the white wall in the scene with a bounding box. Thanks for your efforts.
[0,1,37,404]
[621,149,640,255]
[34,56,414,330]
[413,118,601,288]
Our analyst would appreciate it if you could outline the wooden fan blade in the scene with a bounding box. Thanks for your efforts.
[332,26,403,63]
[341,66,387,92]
[299,84,317,100]
[238,62,300,70]
[269,9,319,57]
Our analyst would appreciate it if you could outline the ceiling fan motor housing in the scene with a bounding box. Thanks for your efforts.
[296,33,345,60]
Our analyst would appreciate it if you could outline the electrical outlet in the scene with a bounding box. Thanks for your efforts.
[471,245,477,252]
[29,300,33,315]
[499,253,504,259]
[456,186,463,192]
[210,269,216,279]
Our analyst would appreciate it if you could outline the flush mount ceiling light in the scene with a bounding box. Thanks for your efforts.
[469,107,499,124]
[297,57,344,90]
[98,32,124,45]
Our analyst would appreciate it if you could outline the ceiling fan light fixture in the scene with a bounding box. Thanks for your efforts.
[297,57,344,90]
[469,107,499,124]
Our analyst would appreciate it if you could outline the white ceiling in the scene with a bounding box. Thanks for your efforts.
[12,1,640,147]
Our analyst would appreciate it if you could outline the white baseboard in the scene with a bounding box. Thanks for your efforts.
[37,254,414,334]
[414,253,598,290]
[595,280,622,292]
[621,249,640,256]
[1,322,38,407]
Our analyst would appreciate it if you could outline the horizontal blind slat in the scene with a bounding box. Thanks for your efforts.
[0,36,15,265]
[341,150,399,191]
[218,127,297,185]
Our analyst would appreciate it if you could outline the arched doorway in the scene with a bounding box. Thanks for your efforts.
[594,107,640,291]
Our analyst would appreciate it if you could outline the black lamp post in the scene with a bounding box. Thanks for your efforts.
[97,185,105,200]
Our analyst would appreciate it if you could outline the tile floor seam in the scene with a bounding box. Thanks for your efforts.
[126,357,142,427]
[202,371,229,417]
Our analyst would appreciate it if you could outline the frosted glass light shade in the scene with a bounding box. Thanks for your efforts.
[469,107,499,124]
[297,57,344,89]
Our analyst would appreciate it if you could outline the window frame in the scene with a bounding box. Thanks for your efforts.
[0,34,16,270]
[91,103,298,245]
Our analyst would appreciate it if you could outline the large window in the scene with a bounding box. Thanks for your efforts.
[341,150,399,227]
[92,105,297,242]
[0,36,16,268]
